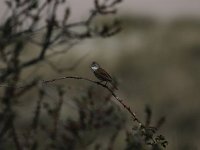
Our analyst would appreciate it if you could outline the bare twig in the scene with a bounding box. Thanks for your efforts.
[51,87,64,139]
[42,76,142,125]
[11,122,22,150]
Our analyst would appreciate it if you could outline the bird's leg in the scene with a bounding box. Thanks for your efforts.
[98,80,104,84]
[105,81,108,86]
[99,80,104,83]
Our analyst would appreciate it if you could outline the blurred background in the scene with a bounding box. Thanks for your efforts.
[0,0,200,149]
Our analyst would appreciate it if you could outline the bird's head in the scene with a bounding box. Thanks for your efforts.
[91,61,100,71]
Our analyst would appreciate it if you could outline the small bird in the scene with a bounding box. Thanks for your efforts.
[91,61,118,89]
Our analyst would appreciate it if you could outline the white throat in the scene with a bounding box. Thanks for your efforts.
[91,66,98,71]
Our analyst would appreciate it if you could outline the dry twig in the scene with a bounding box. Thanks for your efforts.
[42,76,142,126]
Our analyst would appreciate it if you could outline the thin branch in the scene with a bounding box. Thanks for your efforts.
[42,76,142,125]
[11,122,22,150]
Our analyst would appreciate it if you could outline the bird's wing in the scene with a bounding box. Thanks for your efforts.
[98,68,112,81]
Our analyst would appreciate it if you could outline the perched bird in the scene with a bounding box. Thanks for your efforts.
[91,61,118,89]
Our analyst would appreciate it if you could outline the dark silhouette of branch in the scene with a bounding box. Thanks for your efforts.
[11,122,22,150]
[0,0,122,82]
[42,76,142,126]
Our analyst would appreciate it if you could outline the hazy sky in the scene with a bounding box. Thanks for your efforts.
[0,0,200,20]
